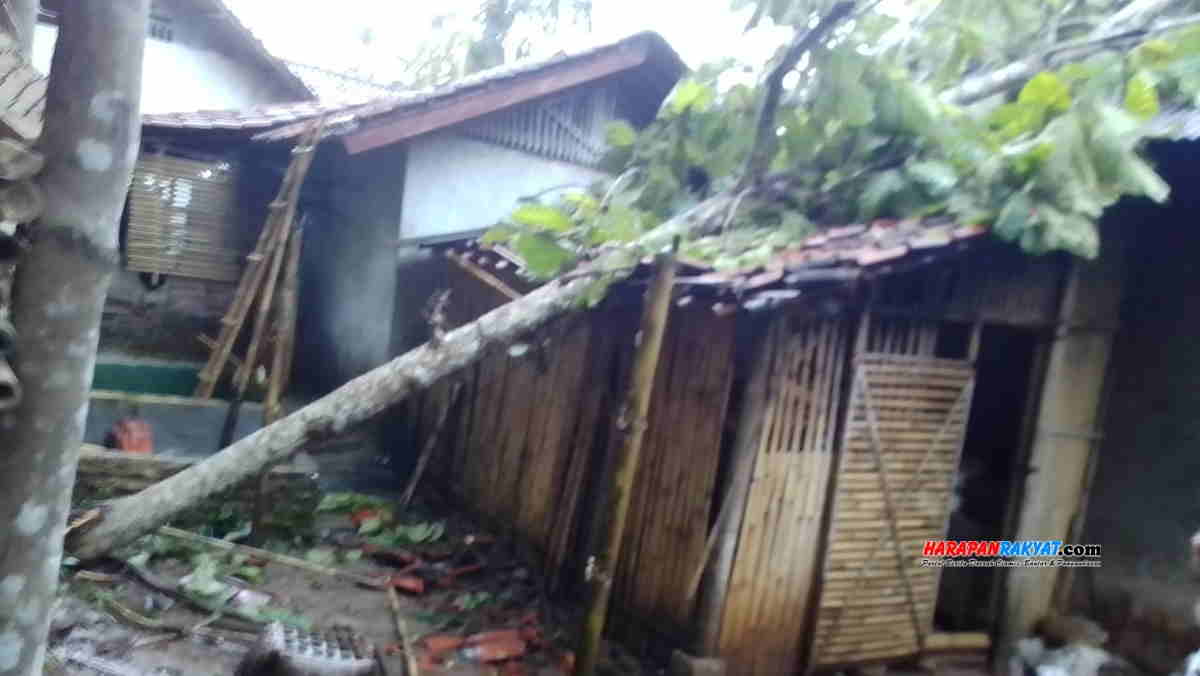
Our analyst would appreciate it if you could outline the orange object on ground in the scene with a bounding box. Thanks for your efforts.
[388,574,426,594]
[421,634,465,660]
[460,637,527,663]
[107,418,153,453]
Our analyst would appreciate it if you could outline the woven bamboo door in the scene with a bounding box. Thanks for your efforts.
[808,321,975,667]
[718,317,850,675]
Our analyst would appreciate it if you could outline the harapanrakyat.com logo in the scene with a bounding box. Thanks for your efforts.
[919,540,1102,568]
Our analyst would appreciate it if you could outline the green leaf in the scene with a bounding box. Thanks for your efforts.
[1019,72,1072,114]
[343,549,363,562]
[1039,204,1099,259]
[859,170,907,220]
[1133,39,1177,68]
[906,160,959,198]
[989,103,1045,142]
[512,232,574,279]
[591,205,644,244]
[668,79,715,115]
[1115,156,1170,203]
[235,566,264,584]
[357,516,384,535]
[181,555,232,599]
[316,493,388,514]
[1124,71,1160,121]
[305,548,337,567]
[993,191,1034,242]
[605,121,637,148]
[481,224,517,244]
[510,204,573,233]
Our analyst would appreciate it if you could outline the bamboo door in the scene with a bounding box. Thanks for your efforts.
[808,319,975,667]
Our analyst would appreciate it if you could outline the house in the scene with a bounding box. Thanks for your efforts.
[31,0,311,114]
[83,32,685,453]
[387,130,1200,673]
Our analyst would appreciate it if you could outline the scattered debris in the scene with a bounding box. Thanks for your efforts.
[1015,635,1142,676]
[234,622,376,676]
[1038,612,1109,647]
[157,526,388,589]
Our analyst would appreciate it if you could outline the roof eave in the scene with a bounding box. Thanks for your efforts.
[339,37,655,155]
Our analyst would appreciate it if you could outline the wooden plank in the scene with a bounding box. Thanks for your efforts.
[1002,251,1123,649]
[343,41,649,154]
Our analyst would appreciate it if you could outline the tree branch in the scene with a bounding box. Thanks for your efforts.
[944,11,1200,105]
[739,1,856,190]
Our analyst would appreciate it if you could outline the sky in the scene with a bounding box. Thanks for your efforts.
[225,0,796,88]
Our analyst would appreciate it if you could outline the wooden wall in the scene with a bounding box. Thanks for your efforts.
[408,278,736,645]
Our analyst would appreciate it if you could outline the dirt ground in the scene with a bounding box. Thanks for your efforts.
[48,506,633,676]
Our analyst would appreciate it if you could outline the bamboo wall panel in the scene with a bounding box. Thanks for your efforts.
[809,352,974,668]
[612,305,736,645]
[410,294,734,642]
[127,153,245,282]
[718,316,850,676]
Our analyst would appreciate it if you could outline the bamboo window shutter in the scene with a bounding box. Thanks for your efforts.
[126,152,244,282]
[807,316,975,667]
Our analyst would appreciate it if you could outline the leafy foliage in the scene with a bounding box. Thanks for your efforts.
[316,492,391,514]
[483,0,1200,291]
[366,521,447,547]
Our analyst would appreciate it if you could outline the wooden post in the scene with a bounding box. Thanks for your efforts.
[577,250,678,676]
[998,241,1124,658]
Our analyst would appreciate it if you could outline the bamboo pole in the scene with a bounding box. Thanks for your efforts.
[399,382,462,510]
[576,249,678,676]
[250,224,305,539]
[387,586,421,676]
[265,224,304,422]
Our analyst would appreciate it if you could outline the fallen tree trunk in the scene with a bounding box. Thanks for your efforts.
[75,444,318,521]
[67,194,736,560]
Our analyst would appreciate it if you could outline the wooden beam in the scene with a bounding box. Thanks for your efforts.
[448,251,521,301]
[342,42,649,155]
[998,238,1125,659]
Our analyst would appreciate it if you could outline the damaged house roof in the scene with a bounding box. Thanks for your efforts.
[441,219,994,314]
[142,31,685,155]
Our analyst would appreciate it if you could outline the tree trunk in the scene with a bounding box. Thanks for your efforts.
[67,193,737,561]
[0,3,147,675]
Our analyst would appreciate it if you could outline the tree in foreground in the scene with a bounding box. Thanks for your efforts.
[0,2,148,674]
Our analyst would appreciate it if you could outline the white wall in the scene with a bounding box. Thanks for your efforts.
[31,23,290,114]
[401,133,608,241]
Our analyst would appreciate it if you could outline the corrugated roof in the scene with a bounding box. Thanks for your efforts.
[142,31,684,153]
[143,100,358,131]
[442,218,991,313]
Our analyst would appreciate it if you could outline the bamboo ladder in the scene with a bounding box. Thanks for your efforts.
[194,116,326,401]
